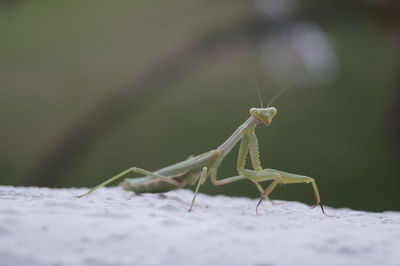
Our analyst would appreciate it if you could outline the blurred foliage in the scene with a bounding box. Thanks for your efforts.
[0,0,399,211]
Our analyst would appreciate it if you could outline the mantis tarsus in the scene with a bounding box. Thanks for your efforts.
[77,106,329,216]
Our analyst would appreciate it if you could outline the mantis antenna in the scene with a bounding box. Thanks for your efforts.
[266,77,303,108]
[254,80,264,108]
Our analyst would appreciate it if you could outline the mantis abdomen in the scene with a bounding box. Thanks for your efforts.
[119,166,205,194]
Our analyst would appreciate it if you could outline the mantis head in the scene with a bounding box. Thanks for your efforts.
[250,107,277,126]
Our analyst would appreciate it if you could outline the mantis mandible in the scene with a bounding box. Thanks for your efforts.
[77,102,329,216]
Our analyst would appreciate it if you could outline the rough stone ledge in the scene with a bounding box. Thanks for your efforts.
[0,186,399,266]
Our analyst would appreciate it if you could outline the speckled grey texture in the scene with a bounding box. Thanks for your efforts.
[0,186,399,266]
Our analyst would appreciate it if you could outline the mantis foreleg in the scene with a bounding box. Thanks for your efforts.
[247,124,263,171]
[210,130,273,201]
[256,180,278,215]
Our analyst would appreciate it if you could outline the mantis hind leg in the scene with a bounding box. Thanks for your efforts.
[76,167,180,198]
[188,167,208,212]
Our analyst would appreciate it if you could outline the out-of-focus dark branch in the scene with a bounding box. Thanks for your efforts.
[23,15,271,186]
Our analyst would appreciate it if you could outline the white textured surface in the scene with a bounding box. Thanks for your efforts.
[0,186,399,266]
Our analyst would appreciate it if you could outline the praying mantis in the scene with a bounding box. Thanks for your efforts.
[77,99,329,216]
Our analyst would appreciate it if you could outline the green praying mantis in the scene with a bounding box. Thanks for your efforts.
[77,92,330,216]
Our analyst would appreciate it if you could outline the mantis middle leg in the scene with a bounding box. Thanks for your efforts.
[239,168,330,216]
[188,167,208,212]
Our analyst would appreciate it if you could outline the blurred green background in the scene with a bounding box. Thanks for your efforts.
[1,0,399,211]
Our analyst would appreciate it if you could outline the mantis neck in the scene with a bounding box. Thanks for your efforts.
[217,116,258,154]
